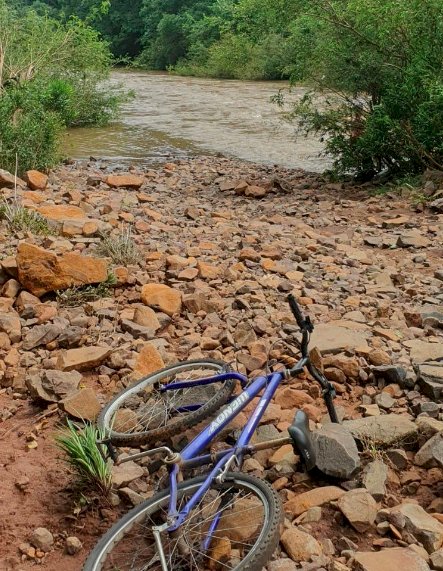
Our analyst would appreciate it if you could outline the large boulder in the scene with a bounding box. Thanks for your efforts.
[404,339,443,363]
[16,243,108,297]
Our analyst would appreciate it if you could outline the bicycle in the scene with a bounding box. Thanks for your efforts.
[84,295,339,571]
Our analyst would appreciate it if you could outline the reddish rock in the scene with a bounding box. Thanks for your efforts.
[60,388,101,421]
[106,174,144,189]
[24,170,48,190]
[16,243,108,297]
[36,205,85,221]
[285,486,345,517]
[141,284,182,316]
[133,343,165,376]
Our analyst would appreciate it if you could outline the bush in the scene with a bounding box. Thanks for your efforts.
[287,0,443,178]
[0,1,123,173]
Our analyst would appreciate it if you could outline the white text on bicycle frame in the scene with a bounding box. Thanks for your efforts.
[208,392,249,434]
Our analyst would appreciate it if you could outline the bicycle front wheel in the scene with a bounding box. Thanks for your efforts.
[98,359,236,447]
[83,472,282,571]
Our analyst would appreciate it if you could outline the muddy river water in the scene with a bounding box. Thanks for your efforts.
[63,70,328,171]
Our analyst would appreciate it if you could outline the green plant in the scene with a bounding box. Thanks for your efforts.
[286,0,443,179]
[56,420,112,496]
[0,199,51,235]
[56,272,117,307]
[96,225,140,265]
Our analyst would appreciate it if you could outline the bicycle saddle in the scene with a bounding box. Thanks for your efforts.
[288,410,316,471]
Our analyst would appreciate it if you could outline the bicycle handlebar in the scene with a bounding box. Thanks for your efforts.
[287,294,305,329]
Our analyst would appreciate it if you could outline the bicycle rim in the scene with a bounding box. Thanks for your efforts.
[83,473,282,571]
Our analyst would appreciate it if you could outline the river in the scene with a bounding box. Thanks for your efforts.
[63,70,329,172]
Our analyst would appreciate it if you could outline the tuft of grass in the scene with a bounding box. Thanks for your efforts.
[0,199,50,235]
[96,225,140,266]
[56,420,112,497]
[56,272,117,307]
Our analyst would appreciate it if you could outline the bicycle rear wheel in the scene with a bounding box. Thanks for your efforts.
[83,472,282,571]
[98,360,236,447]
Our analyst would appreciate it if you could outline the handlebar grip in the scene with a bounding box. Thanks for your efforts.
[287,294,305,328]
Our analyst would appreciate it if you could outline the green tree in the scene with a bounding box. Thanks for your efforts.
[287,0,443,178]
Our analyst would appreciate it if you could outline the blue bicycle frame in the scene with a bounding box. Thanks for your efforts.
[159,367,297,532]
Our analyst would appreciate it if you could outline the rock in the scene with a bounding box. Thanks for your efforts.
[391,502,443,553]
[268,559,297,571]
[343,414,418,446]
[312,423,360,479]
[285,486,345,517]
[397,234,431,248]
[133,306,161,331]
[274,387,314,409]
[337,488,377,532]
[118,487,146,506]
[24,170,48,190]
[0,311,21,343]
[36,205,85,221]
[0,168,25,188]
[60,388,101,421]
[430,548,443,571]
[121,319,155,340]
[244,185,267,198]
[354,548,430,571]
[386,449,409,470]
[362,460,388,500]
[371,365,407,386]
[65,536,82,555]
[16,243,108,297]
[106,174,144,188]
[217,496,263,543]
[374,392,395,410]
[280,527,322,562]
[310,323,368,354]
[56,345,111,371]
[1,278,20,298]
[112,461,144,488]
[26,370,82,402]
[141,283,182,316]
[368,349,392,366]
[30,528,54,552]
[414,432,443,468]
[133,343,165,376]
[405,340,443,363]
[22,323,62,350]
[416,362,443,400]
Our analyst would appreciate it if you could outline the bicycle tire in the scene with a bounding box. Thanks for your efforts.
[83,472,282,571]
[97,359,236,447]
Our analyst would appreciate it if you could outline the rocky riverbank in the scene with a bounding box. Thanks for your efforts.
[0,156,443,571]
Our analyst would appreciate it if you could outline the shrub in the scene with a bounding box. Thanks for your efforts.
[0,198,51,235]
[96,225,140,266]
[56,272,117,307]
[56,420,112,496]
[287,0,443,179]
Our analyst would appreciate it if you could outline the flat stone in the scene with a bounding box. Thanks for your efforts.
[404,340,443,363]
[106,174,144,189]
[60,388,101,421]
[0,168,25,188]
[36,205,85,221]
[0,311,21,343]
[362,459,388,500]
[56,345,111,371]
[391,502,443,553]
[354,548,430,571]
[343,414,418,446]
[337,488,377,532]
[397,234,431,248]
[112,461,144,488]
[310,322,369,354]
[280,527,322,562]
[312,423,360,479]
[284,486,345,517]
